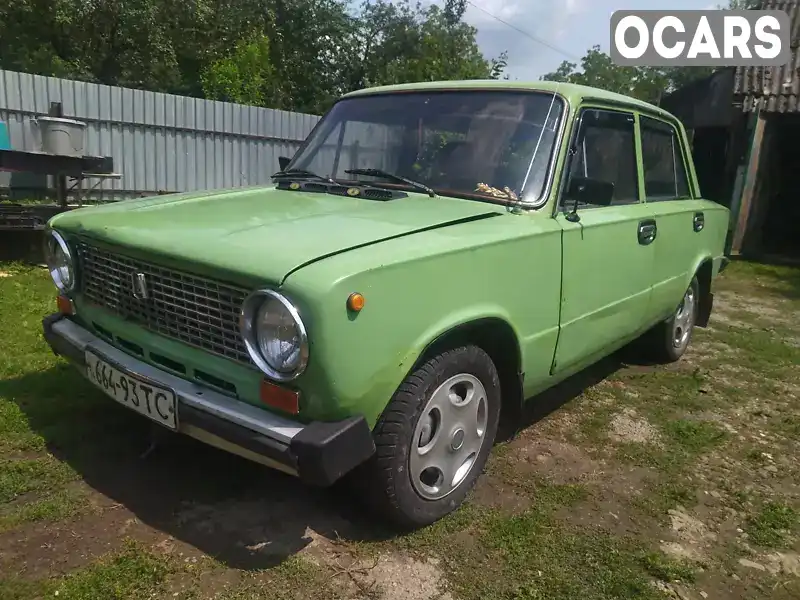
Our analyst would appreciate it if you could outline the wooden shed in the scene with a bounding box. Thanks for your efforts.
[729,0,800,260]
[662,0,800,261]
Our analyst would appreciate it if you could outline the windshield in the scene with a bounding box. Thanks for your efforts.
[287,90,565,204]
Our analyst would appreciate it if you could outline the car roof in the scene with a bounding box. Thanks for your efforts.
[341,80,676,122]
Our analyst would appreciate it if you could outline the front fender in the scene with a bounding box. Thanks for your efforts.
[408,308,523,369]
[289,287,527,429]
[281,217,562,428]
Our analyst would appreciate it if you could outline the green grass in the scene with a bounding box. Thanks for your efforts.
[206,556,348,600]
[0,265,124,530]
[456,507,695,600]
[56,542,171,599]
[639,551,698,583]
[745,502,799,548]
[714,260,800,304]
[382,482,697,600]
[0,541,172,600]
[633,480,698,522]
[0,489,86,532]
[614,419,728,475]
[0,456,77,503]
[709,327,800,377]
[662,420,728,454]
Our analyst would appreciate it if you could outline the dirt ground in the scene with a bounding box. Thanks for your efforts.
[0,260,798,600]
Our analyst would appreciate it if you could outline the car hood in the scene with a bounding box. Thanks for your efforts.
[50,186,503,284]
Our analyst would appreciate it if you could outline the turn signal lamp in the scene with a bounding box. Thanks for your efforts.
[347,292,365,312]
[57,294,75,315]
[259,379,300,415]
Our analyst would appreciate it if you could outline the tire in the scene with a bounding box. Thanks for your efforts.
[642,276,700,364]
[361,345,501,529]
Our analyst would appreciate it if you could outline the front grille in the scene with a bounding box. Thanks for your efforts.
[78,243,251,365]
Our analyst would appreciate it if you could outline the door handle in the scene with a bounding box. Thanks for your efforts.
[693,212,705,232]
[638,219,657,245]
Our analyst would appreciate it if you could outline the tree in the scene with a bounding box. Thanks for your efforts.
[540,0,760,103]
[201,34,275,106]
[542,46,672,103]
[0,0,505,114]
[489,51,509,80]
[342,0,503,94]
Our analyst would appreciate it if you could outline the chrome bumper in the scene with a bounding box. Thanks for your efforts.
[42,314,375,486]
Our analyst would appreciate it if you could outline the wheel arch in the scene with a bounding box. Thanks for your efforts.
[410,317,524,432]
[693,256,715,328]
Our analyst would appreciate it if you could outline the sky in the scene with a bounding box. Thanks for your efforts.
[461,0,719,80]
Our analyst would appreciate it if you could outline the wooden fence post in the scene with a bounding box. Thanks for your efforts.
[730,108,767,255]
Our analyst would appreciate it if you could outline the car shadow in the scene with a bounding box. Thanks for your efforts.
[503,352,630,442]
[2,352,635,570]
[0,365,396,570]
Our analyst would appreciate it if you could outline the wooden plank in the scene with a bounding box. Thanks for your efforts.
[0,149,113,176]
[730,111,767,255]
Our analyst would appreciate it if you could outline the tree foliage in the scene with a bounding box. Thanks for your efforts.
[200,34,274,106]
[540,0,761,104]
[0,0,507,114]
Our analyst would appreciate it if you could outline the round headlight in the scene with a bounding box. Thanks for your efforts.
[240,290,309,381]
[44,229,75,293]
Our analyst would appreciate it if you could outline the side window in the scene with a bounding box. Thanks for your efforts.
[640,116,691,201]
[561,108,639,209]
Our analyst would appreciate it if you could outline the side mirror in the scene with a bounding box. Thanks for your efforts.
[278,156,291,171]
[563,176,615,222]
[566,176,614,207]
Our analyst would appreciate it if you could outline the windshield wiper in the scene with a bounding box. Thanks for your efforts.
[271,169,335,183]
[345,168,436,198]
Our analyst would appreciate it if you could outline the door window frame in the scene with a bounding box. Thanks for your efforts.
[554,104,644,215]
[637,112,696,203]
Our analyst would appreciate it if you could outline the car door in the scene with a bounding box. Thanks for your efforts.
[552,107,656,375]
[636,114,705,321]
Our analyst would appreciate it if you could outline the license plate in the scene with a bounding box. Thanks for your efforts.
[85,350,178,430]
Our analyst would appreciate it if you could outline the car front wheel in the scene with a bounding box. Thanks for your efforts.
[362,345,501,528]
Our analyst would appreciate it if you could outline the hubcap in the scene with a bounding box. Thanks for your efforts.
[672,286,696,348]
[409,374,489,500]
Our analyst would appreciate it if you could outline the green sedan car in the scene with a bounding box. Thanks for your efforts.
[41,80,730,528]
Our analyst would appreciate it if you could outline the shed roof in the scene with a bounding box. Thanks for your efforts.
[733,0,800,112]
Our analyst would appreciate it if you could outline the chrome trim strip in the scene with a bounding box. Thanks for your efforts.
[45,228,77,294]
[181,424,298,475]
[524,94,571,209]
[51,319,304,445]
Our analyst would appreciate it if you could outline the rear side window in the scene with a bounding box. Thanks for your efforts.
[640,116,692,201]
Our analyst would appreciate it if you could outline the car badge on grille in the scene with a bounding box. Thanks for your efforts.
[132,272,149,300]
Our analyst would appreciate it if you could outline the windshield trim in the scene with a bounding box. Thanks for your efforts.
[520,93,570,208]
[285,89,571,210]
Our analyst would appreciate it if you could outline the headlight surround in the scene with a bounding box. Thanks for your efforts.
[44,229,76,294]
[240,289,309,381]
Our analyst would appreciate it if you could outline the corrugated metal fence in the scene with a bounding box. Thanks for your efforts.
[0,69,321,199]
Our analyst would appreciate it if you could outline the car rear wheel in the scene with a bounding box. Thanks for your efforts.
[642,276,700,363]
[362,345,501,528]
